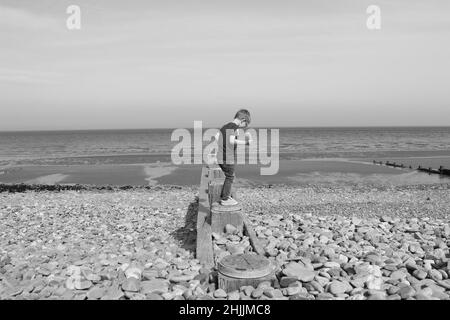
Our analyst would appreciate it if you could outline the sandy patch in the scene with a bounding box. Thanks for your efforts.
[143,164,178,185]
[25,174,69,184]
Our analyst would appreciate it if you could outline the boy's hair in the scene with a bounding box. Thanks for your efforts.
[234,109,251,125]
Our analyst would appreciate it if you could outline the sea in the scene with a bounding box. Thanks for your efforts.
[1,127,450,186]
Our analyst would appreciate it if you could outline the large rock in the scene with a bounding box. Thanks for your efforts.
[282,262,316,282]
[102,287,125,300]
[436,279,450,290]
[365,254,383,265]
[429,269,443,281]
[213,289,228,298]
[366,276,383,290]
[227,291,240,300]
[225,224,238,235]
[324,261,341,269]
[251,288,264,299]
[226,243,245,255]
[328,280,352,295]
[74,279,92,290]
[122,278,140,292]
[141,279,169,294]
[367,291,387,300]
[170,274,196,283]
[412,269,427,280]
[398,286,416,299]
[86,287,106,299]
[280,276,298,288]
[285,286,303,296]
[125,267,142,280]
[142,269,159,280]
[390,269,408,281]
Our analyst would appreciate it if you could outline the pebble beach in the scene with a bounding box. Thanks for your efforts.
[1,183,450,300]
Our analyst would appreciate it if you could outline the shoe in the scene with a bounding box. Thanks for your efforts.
[220,197,238,206]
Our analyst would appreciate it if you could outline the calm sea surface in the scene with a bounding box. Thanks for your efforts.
[1,127,450,166]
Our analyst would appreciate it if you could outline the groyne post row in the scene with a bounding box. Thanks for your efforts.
[373,160,450,176]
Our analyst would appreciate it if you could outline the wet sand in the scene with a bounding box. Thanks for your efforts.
[1,159,450,187]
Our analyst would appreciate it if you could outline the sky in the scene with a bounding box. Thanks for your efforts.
[0,0,449,130]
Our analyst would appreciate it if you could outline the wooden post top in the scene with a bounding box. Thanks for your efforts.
[211,201,242,213]
[218,253,274,279]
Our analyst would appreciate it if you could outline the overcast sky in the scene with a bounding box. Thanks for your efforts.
[0,0,449,130]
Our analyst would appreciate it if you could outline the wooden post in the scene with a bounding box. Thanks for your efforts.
[217,254,276,293]
[196,166,214,268]
[196,163,266,269]
[208,180,223,207]
[210,202,244,234]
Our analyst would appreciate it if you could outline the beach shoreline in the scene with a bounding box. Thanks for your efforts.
[2,157,450,187]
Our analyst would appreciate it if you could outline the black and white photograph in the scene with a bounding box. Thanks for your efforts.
[1,0,450,308]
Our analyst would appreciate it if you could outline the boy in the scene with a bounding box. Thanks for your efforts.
[216,109,252,206]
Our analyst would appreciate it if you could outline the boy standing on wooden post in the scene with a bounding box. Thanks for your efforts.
[216,109,252,206]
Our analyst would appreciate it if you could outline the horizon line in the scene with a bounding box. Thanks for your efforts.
[1,125,450,133]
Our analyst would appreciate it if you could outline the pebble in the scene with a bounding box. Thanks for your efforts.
[146,293,164,300]
[390,270,408,281]
[413,269,428,280]
[280,276,298,288]
[398,286,416,299]
[436,279,450,290]
[74,280,92,290]
[86,287,106,299]
[225,224,238,235]
[283,262,316,282]
[122,278,140,292]
[251,288,264,299]
[102,287,124,300]
[328,280,351,295]
[213,289,228,298]
[289,293,312,300]
[141,280,169,294]
[170,274,196,283]
[125,267,142,280]
[241,286,254,296]
[316,293,334,300]
[285,286,302,296]
[227,291,240,300]
[142,269,159,280]
[324,261,341,269]
[429,269,443,281]
[366,277,383,290]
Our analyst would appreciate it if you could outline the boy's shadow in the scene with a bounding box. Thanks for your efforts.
[171,196,199,253]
